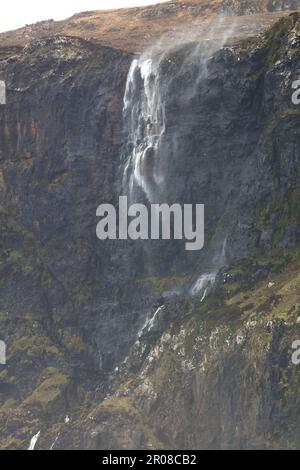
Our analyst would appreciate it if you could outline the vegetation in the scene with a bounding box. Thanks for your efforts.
[25,367,70,413]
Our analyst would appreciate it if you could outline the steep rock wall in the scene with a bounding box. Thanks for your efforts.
[0,13,300,449]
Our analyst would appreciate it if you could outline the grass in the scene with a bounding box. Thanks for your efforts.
[141,274,188,294]
[10,335,61,359]
[0,2,291,53]
[25,367,69,411]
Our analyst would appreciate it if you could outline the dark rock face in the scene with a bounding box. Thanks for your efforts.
[121,17,300,277]
[0,13,300,450]
[0,37,150,405]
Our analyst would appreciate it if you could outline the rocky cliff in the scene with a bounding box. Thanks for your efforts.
[0,4,300,450]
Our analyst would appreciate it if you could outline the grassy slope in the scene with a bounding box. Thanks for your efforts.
[82,248,300,449]
[0,1,292,54]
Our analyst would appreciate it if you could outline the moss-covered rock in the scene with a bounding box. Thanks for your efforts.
[25,367,70,414]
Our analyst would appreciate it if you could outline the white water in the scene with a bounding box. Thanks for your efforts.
[123,55,166,202]
[191,237,228,300]
[122,25,234,298]
[50,433,60,450]
[122,16,239,205]
[138,305,165,338]
[191,273,217,301]
[215,236,228,266]
[28,430,40,450]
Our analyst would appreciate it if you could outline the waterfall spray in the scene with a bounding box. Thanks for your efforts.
[123,54,166,203]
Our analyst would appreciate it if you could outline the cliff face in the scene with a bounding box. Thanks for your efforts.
[0,37,147,448]
[0,7,300,450]
[79,255,300,450]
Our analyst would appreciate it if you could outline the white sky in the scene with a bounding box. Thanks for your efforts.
[0,0,169,33]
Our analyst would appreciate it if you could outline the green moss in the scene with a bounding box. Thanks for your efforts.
[235,13,300,68]
[141,275,188,294]
[25,367,69,411]
[223,282,241,295]
[71,285,92,305]
[91,396,138,418]
[268,109,300,131]
[152,351,181,387]
[88,395,164,449]
[10,335,61,359]
[0,210,54,285]
[59,328,85,353]
[99,246,300,450]
[0,437,23,450]
[273,201,300,245]
[48,171,69,187]
[256,192,300,247]
[6,250,34,274]
[265,13,300,65]
[0,399,17,414]
[0,369,8,380]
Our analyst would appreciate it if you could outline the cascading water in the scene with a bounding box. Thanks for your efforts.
[191,273,217,301]
[122,27,235,303]
[50,433,60,450]
[122,35,231,204]
[122,54,166,203]
[28,430,40,451]
[138,305,165,338]
[191,237,228,300]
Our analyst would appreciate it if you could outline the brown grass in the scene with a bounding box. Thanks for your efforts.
[0,0,294,54]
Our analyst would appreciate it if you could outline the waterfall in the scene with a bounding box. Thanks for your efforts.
[191,273,217,301]
[122,35,233,301]
[122,39,226,204]
[28,430,40,450]
[191,237,228,300]
[50,433,60,450]
[138,305,165,338]
[123,54,166,203]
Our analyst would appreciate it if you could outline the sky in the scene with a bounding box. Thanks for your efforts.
[0,0,170,33]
